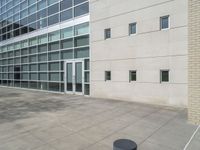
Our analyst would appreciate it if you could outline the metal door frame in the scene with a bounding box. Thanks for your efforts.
[64,59,84,95]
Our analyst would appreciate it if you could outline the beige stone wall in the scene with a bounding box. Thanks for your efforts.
[188,0,200,125]
[90,0,188,107]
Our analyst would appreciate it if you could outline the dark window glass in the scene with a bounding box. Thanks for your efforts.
[29,22,37,31]
[61,38,73,49]
[74,0,87,5]
[104,28,111,39]
[21,9,28,18]
[7,25,13,32]
[161,70,169,82]
[74,2,89,17]
[129,70,137,82]
[74,35,89,47]
[48,14,59,26]
[49,82,59,91]
[13,22,20,29]
[21,48,29,55]
[74,47,89,58]
[28,13,37,23]
[60,9,73,21]
[160,16,169,30]
[38,0,47,10]
[20,17,28,26]
[38,44,48,53]
[21,1,28,10]
[14,29,20,37]
[105,71,111,81]
[2,27,6,34]
[48,3,59,16]
[21,27,28,34]
[129,23,136,35]
[28,0,37,5]
[47,0,57,5]
[7,32,12,39]
[2,34,7,40]
[60,0,72,11]
[48,41,59,51]
[61,50,73,59]
[28,4,37,14]
[29,46,37,54]
[37,18,47,29]
[37,9,47,19]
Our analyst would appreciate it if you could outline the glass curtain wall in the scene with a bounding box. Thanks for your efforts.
[0,0,89,41]
[0,22,90,95]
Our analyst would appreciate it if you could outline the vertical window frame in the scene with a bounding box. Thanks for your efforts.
[104,28,111,40]
[160,15,170,30]
[129,22,137,35]
[160,70,169,83]
[129,70,137,82]
[105,71,111,81]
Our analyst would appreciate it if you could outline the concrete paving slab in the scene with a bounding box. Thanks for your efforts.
[0,87,199,150]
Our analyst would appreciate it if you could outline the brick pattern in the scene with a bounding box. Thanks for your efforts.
[188,0,200,125]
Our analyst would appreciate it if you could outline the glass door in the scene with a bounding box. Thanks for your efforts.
[65,60,84,95]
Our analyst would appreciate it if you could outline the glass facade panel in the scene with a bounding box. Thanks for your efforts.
[60,9,73,21]
[75,22,89,36]
[74,35,89,47]
[49,72,59,81]
[48,14,59,26]
[39,73,47,81]
[39,63,47,71]
[61,50,73,59]
[48,41,59,51]
[74,2,89,17]
[49,52,59,61]
[61,27,73,39]
[0,17,89,94]
[61,38,73,49]
[49,31,60,42]
[49,62,59,71]
[60,0,72,11]
[74,47,89,58]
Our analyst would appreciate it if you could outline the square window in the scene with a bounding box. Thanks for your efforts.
[129,23,136,35]
[160,70,169,82]
[104,28,111,39]
[160,16,169,30]
[129,70,137,82]
[105,71,111,81]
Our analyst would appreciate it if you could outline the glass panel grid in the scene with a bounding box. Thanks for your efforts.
[0,22,90,94]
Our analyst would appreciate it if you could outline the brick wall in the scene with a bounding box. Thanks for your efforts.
[188,0,200,125]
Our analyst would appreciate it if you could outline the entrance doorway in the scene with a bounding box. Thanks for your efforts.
[64,60,84,95]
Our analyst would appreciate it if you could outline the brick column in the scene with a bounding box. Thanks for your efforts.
[188,0,200,125]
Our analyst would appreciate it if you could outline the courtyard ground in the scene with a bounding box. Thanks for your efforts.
[0,87,199,150]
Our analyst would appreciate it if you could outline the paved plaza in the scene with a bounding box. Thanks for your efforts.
[0,87,199,150]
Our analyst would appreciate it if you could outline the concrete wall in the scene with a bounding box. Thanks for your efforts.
[90,0,188,107]
[188,0,200,124]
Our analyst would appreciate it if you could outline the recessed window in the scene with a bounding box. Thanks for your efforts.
[104,28,111,39]
[129,70,137,82]
[160,70,169,82]
[160,15,169,30]
[105,71,111,81]
[129,23,137,35]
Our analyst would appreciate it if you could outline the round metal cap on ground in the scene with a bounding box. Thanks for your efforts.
[113,139,137,150]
